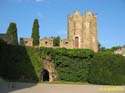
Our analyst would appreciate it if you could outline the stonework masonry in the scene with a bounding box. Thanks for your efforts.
[60,11,98,52]
[114,47,125,56]
[20,10,98,52]
[0,34,14,45]
[20,38,33,46]
[42,56,57,82]
[39,38,53,47]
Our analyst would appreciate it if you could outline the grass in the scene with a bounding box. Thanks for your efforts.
[40,80,92,85]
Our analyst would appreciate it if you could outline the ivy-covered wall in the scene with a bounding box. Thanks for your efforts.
[41,48,94,82]
[0,42,125,85]
[0,44,42,82]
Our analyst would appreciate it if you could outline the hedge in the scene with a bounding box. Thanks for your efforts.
[88,52,125,85]
[0,43,125,85]
[39,48,94,82]
[54,56,90,82]
[0,44,42,82]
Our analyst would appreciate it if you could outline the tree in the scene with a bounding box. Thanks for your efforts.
[98,42,106,51]
[6,22,18,45]
[53,36,60,46]
[31,19,40,46]
[111,46,122,51]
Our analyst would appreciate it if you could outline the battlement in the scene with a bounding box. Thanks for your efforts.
[68,11,96,17]
[0,34,14,45]
[20,10,98,52]
[67,10,98,52]
[20,38,33,46]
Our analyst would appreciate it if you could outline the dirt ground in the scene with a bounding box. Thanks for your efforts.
[0,82,125,93]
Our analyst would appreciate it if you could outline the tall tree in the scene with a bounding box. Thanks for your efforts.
[6,22,18,45]
[31,19,40,46]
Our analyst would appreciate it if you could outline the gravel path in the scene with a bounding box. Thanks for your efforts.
[0,82,125,93]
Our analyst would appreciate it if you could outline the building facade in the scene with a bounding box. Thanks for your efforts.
[114,47,125,56]
[20,38,33,46]
[20,10,98,52]
[39,38,53,47]
[60,11,98,52]
[0,34,14,45]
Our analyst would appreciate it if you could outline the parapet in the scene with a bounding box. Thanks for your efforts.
[86,11,93,16]
[20,38,33,46]
[39,38,53,47]
[0,34,14,45]
[74,10,81,16]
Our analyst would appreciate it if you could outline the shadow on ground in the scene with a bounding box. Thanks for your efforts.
[0,81,37,93]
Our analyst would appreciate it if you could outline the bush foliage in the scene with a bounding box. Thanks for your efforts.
[52,36,60,46]
[31,19,40,46]
[39,48,94,82]
[0,45,42,82]
[88,52,125,85]
[6,22,18,45]
[51,48,94,82]
[0,44,125,85]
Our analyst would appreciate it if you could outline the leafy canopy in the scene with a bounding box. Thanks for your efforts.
[6,22,18,45]
[31,19,40,46]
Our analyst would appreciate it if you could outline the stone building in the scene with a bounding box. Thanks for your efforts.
[60,11,98,52]
[60,39,73,49]
[114,47,125,56]
[20,38,33,46]
[39,38,53,47]
[0,34,14,45]
[20,10,98,52]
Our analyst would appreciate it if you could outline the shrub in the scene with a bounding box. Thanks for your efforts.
[1,45,125,85]
[39,47,94,82]
[55,56,89,82]
[88,52,125,85]
[0,45,42,82]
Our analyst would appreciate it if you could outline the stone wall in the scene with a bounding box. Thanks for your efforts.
[67,11,98,52]
[20,38,33,46]
[60,39,73,49]
[0,34,14,45]
[114,48,125,56]
[39,38,53,47]
[42,56,57,82]
[19,10,98,52]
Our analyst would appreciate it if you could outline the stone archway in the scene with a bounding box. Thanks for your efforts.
[74,36,79,48]
[41,56,58,82]
[41,69,49,81]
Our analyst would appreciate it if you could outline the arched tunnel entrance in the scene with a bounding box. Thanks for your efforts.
[41,69,49,82]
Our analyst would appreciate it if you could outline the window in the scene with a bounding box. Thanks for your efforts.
[45,41,48,45]
[25,41,28,44]
[65,42,68,44]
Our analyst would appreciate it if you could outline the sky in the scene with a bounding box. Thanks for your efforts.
[0,0,125,48]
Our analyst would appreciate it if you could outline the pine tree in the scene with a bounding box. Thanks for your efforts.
[6,22,18,45]
[31,19,40,46]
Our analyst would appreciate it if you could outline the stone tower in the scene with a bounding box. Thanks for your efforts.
[67,11,98,52]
